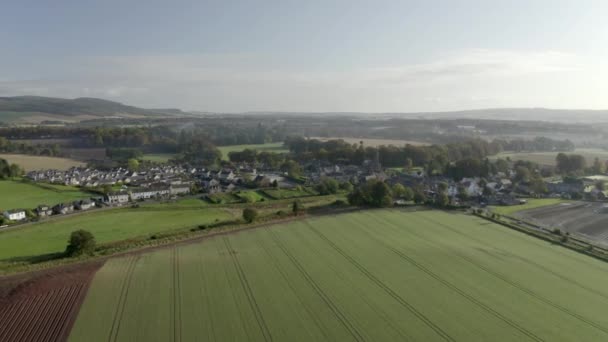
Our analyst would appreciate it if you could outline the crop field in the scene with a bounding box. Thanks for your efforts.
[491,148,608,166]
[516,201,608,244]
[70,210,608,341]
[0,180,92,211]
[0,207,234,265]
[218,143,289,160]
[489,198,568,216]
[0,154,84,171]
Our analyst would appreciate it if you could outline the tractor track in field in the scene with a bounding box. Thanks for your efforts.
[414,214,608,337]
[305,222,455,342]
[172,247,182,342]
[254,232,332,341]
[420,213,608,303]
[358,213,545,342]
[108,256,138,342]
[223,236,274,342]
[196,250,217,341]
[291,223,416,342]
[268,229,367,342]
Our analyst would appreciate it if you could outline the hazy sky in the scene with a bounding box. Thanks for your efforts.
[2,0,608,112]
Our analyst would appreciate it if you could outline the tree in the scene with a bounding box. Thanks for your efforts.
[457,185,469,201]
[339,181,354,192]
[242,208,258,223]
[592,158,606,174]
[435,192,450,207]
[316,177,339,195]
[292,200,304,216]
[127,158,140,172]
[413,190,426,204]
[392,183,407,198]
[65,230,96,257]
[370,181,393,207]
[281,160,302,178]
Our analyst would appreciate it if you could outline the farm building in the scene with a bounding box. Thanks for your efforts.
[3,209,26,221]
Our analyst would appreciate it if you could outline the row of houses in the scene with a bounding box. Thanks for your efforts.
[105,184,192,205]
[2,199,97,223]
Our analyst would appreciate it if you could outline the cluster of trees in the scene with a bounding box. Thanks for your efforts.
[285,137,574,174]
[556,153,587,175]
[0,137,61,157]
[228,149,286,168]
[0,158,23,179]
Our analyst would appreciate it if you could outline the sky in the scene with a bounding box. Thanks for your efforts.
[2,0,608,112]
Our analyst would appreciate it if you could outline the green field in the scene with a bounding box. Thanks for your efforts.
[206,192,241,204]
[262,187,317,199]
[218,142,289,160]
[0,180,92,211]
[234,190,269,203]
[0,207,234,264]
[492,148,608,166]
[70,210,608,341]
[489,198,568,216]
[141,153,175,163]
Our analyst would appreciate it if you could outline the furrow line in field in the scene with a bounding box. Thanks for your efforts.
[267,230,367,342]
[305,222,455,342]
[45,285,80,342]
[254,232,331,341]
[420,213,608,302]
[357,214,545,342]
[223,236,274,342]
[108,256,138,342]
[28,289,64,342]
[414,214,608,337]
[2,295,37,341]
[173,247,182,342]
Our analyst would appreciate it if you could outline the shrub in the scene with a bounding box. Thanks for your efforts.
[243,208,259,223]
[65,229,96,257]
[552,228,562,236]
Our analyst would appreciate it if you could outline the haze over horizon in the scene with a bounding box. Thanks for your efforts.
[2,0,608,113]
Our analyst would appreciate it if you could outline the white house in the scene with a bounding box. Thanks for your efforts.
[105,192,130,205]
[4,209,26,221]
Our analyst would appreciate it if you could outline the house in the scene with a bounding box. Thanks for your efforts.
[129,186,170,201]
[3,209,26,221]
[170,185,191,196]
[219,170,235,182]
[52,203,74,215]
[35,205,53,217]
[74,199,94,211]
[105,192,130,205]
[201,179,221,193]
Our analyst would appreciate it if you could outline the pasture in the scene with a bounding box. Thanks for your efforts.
[491,148,608,166]
[218,142,289,160]
[0,180,92,210]
[141,153,175,163]
[0,207,234,264]
[70,210,608,341]
[0,154,83,171]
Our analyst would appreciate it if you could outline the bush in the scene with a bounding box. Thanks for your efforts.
[243,208,259,223]
[198,224,209,230]
[292,200,304,216]
[552,228,562,236]
[65,229,96,257]
[276,210,288,217]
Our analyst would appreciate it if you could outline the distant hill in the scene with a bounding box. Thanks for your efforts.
[0,96,184,123]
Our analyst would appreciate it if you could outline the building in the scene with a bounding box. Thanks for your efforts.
[74,199,94,211]
[129,186,170,201]
[35,205,53,217]
[3,209,26,221]
[170,185,191,196]
[105,192,130,205]
[52,203,74,215]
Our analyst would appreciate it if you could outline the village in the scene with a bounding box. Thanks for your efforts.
[3,154,607,225]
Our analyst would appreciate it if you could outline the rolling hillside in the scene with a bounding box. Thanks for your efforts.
[0,96,184,123]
